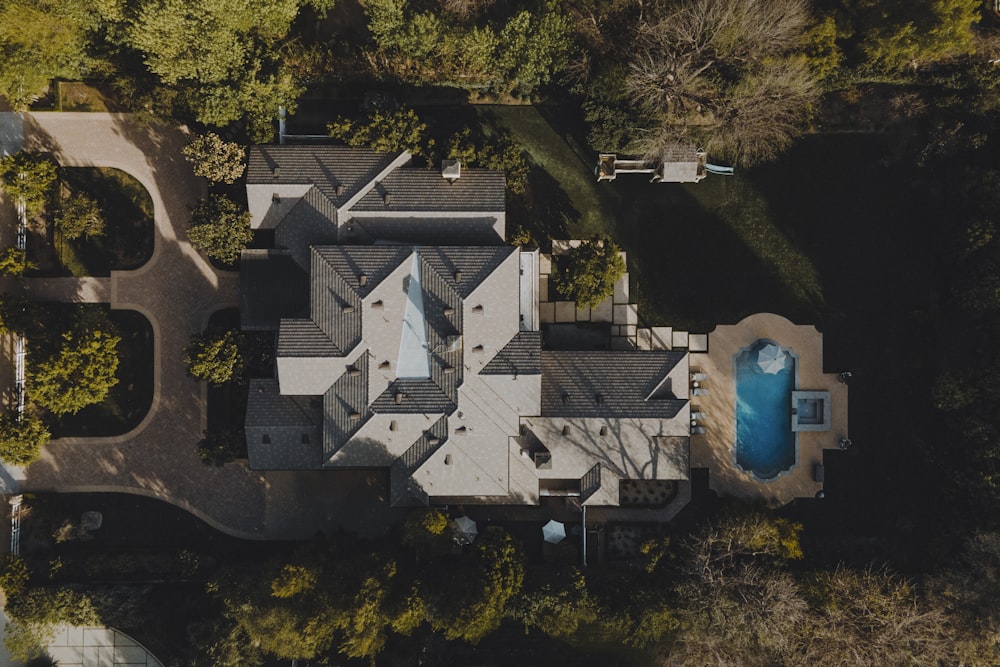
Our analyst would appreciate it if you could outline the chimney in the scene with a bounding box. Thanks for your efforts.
[441,159,461,182]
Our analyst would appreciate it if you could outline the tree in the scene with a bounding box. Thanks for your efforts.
[623,0,818,166]
[496,3,572,97]
[30,329,121,416]
[328,106,433,157]
[0,247,35,276]
[197,427,246,466]
[56,191,105,240]
[508,567,598,638]
[185,330,245,384]
[422,529,525,643]
[0,412,50,466]
[0,0,96,110]
[551,236,626,309]
[0,152,58,216]
[186,195,253,264]
[182,132,247,184]
[853,0,980,70]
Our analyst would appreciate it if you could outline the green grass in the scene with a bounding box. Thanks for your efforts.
[56,167,154,277]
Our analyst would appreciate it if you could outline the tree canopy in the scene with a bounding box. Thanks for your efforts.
[182,132,247,184]
[184,330,245,385]
[29,328,121,416]
[56,191,105,240]
[186,195,254,264]
[0,152,58,217]
[0,412,50,466]
[551,236,626,308]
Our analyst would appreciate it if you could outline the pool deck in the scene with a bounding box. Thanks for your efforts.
[688,313,848,506]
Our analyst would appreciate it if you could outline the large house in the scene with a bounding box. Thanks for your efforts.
[240,146,692,507]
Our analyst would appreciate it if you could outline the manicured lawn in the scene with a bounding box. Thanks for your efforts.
[36,305,154,438]
[45,167,154,277]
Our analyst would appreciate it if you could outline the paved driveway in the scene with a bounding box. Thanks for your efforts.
[1,113,268,537]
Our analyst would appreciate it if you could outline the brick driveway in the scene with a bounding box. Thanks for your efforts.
[1,113,269,537]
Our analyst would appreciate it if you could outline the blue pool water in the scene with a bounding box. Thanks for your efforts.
[735,340,795,479]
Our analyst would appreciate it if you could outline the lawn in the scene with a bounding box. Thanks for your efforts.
[38,167,154,277]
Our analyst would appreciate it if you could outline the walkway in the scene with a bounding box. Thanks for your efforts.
[40,625,164,667]
[0,113,269,537]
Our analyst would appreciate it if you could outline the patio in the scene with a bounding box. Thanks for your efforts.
[688,312,848,505]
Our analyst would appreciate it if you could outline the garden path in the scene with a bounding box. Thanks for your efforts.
[0,113,269,538]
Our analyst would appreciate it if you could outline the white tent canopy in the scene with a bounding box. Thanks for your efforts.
[542,519,566,544]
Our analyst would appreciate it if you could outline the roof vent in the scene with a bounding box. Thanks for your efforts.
[599,425,608,436]
[372,300,383,309]
[342,304,355,313]
[383,192,391,205]
[472,304,483,314]
[455,426,467,435]
[442,159,461,182]
[262,434,271,444]
[443,366,455,374]
[347,366,362,377]
[389,419,398,432]
[272,166,280,178]
[454,270,463,282]
[359,273,367,286]
[472,345,484,353]
[379,360,391,370]
[562,425,571,436]
[272,193,281,203]
[301,433,310,444]
[443,307,455,316]
[561,393,570,405]
[428,437,440,446]
[349,412,362,421]
[395,391,404,405]
[595,393,604,405]
[336,183,345,196]
[444,454,453,464]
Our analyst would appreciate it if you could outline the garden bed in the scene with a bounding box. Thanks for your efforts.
[29,167,154,277]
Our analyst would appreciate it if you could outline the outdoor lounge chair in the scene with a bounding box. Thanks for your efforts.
[692,426,707,435]
[692,388,709,396]
[691,372,708,382]
[691,411,705,421]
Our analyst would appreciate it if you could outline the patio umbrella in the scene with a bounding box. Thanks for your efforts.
[452,516,478,545]
[542,519,566,544]
[757,344,787,375]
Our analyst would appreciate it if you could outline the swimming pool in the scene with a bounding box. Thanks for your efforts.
[735,339,796,479]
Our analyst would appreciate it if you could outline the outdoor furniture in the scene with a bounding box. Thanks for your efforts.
[691,411,705,421]
[692,426,707,435]
[542,519,566,544]
[691,372,707,382]
[813,463,825,483]
[452,516,478,545]
[692,388,709,396]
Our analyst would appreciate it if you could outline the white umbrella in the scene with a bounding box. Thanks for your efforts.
[452,516,478,545]
[757,344,787,375]
[542,519,566,544]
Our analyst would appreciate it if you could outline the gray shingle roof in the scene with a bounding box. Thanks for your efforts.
[245,379,323,470]
[371,379,456,414]
[274,188,340,269]
[239,249,309,331]
[482,331,541,375]
[352,170,505,212]
[541,350,688,418]
[343,216,505,246]
[276,319,339,357]
[247,145,400,208]
[390,415,449,506]
[323,353,369,460]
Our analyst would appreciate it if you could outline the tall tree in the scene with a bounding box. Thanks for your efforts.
[185,330,245,385]
[0,412,50,466]
[30,329,121,415]
[186,195,253,264]
[182,132,246,184]
[551,236,626,309]
[56,191,105,240]
[0,152,58,216]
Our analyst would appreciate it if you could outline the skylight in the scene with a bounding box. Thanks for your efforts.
[396,251,432,379]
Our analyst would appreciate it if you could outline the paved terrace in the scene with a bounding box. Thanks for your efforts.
[688,312,848,505]
[0,112,271,537]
